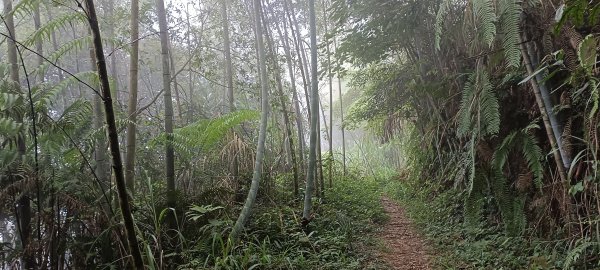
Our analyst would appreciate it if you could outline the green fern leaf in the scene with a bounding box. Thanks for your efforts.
[479,70,500,136]
[473,0,497,47]
[434,0,452,50]
[24,12,87,47]
[499,0,522,68]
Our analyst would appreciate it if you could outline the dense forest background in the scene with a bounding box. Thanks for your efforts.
[1,0,600,269]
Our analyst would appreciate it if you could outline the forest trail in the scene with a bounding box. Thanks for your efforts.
[378,197,432,270]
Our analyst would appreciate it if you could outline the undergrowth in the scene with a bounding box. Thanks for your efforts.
[383,176,571,270]
[175,173,387,270]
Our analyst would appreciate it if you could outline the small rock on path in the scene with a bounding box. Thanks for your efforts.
[378,197,432,270]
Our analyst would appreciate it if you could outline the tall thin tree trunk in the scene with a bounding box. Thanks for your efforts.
[285,0,311,118]
[89,32,111,202]
[222,0,235,111]
[221,0,240,195]
[333,37,346,175]
[107,0,119,104]
[230,0,270,240]
[168,42,184,121]
[276,12,306,191]
[33,2,44,82]
[125,0,140,193]
[337,75,346,175]
[324,6,333,188]
[186,4,196,123]
[83,0,145,268]
[519,35,571,224]
[4,0,33,267]
[156,0,177,223]
[303,0,318,224]
[262,6,300,198]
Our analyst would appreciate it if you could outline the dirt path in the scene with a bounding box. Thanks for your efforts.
[378,197,432,270]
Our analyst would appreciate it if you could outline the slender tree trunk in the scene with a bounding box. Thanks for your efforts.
[324,6,333,188]
[33,2,44,82]
[525,41,571,169]
[262,6,300,198]
[168,42,184,121]
[303,0,318,224]
[519,35,571,224]
[5,0,34,266]
[71,24,84,98]
[222,0,235,111]
[156,0,177,222]
[125,0,140,193]
[276,13,306,192]
[4,0,33,267]
[337,75,346,175]
[333,37,346,175]
[230,0,270,240]
[186,4,196,123]
[83,0,144,268]
[107,0,119,104]
[221,0,241,196]
[89,32,111,201]
[285,0,311,118]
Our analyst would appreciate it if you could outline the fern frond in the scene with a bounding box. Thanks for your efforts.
[35,36,121,75]
[563,239,599,269]
[9,0,40,18]
[0,92,23,111]
[152,110,260,156]
[0,117,23,137]
[479,70,500,136]
[457,73,477,137]
[24,12,87,47]
[434,0,452,50]
[521,132,543,189]
[498,0,522,67]
[473,0,497,47]
[457,70,500,137]
[465,168,486,227]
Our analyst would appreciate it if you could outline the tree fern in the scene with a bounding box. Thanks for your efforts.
[472,0,497,47]
[498,0,522,68]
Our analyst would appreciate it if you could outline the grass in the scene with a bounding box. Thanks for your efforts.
[177,172,389,270]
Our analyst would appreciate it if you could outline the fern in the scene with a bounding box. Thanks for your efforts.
[457,70,500,137]
[434,0,452,50]
[464,168,486,228]
[498,0,522,68]
[9,0,40,18]
[458,73,477,137]
[472,0,497,47]
[24,12,87,47]
[491,126,544,235]
[478,70,500,136]
[563,239,599,269]
[151,110,260,156]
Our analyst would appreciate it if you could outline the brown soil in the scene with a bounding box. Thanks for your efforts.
[378,197,432,270]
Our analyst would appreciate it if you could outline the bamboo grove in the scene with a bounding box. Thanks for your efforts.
[1,0,600,269]
[331,0,600,267]
[0,0,347,268]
